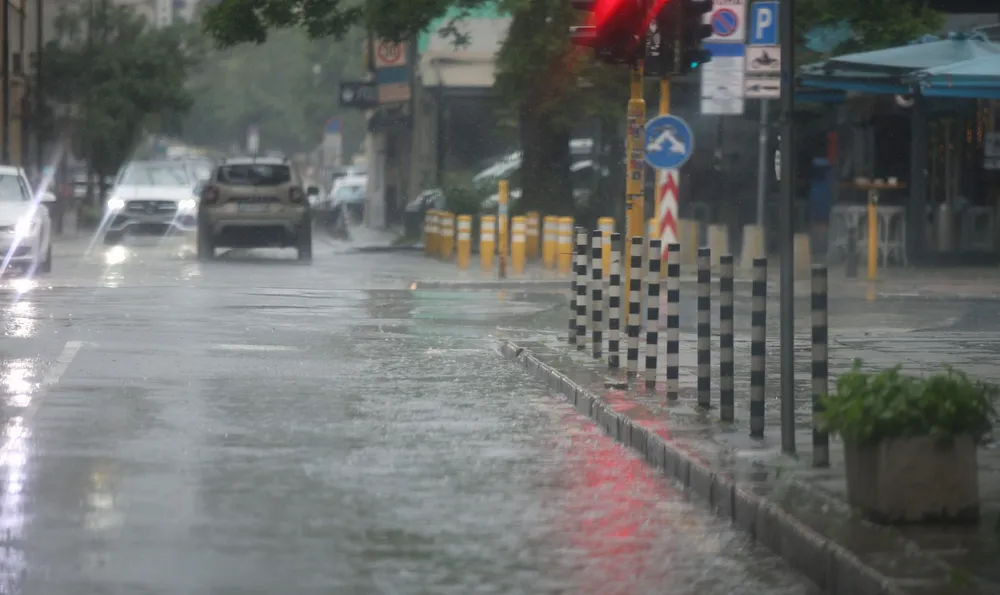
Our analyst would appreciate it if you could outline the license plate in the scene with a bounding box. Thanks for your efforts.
[237,203,269,213]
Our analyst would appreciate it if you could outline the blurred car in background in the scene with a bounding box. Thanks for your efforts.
[102,160,200,244]
[0,165,55,273]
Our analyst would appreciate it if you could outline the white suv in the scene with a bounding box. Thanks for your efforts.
[0,165,55,273]
[103,160,200,244]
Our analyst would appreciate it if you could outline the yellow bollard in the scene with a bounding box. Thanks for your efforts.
[511,216,526,276]
[557,216,574,274]
[438,212,454,260]
[456,215,472,270]
[525,212,540,260]
[480,215,496,271]
[867,194,878,281]
[647,218,658,244]
[598,217,614,278]
[424,210,439,256]
[542,215,558,269]
[498,181,510,278]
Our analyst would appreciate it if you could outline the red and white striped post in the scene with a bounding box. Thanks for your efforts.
[656,168,679,264]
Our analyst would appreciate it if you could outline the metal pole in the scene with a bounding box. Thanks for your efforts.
[36,0,43,171]
[2,0,10,163]
[778,0,796,454]
[756,101,770,226]
[624,62,646,309]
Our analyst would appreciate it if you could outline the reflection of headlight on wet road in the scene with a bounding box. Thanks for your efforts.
[14,218,36,238]
[107,197,125,211]
[178,198,197,212]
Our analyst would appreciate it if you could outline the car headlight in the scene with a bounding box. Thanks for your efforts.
[107,197,125,211]
[14,217,37,238]
[178,198,197,212]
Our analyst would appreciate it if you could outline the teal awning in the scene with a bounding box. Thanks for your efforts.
[824,38,1000,75]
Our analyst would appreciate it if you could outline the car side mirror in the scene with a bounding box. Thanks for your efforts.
[41,191,56,203]
[307,186,320,197]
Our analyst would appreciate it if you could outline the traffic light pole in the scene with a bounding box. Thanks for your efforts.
[624,61,646,307]
[779,0,796,454]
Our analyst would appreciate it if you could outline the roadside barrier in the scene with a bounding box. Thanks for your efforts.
[750,258,767,438]
[511,216,526,276]
[574,228,589,351]
[719,254,735,422]
[439,212,454,260]
[425,210,439,256]
[542,215,558,269]
[591,230,604,360]
[607,233,622,369]
[812,265,830,467]
[526,212,540,260]
[480,215,496,271]
[666,243,680,401]
[697,247,711,410]
[557,217,574,274]
[645,239,661,389]
[456,215,472,270]
[598,217,614,277]
[555,225,831,461]
[626,236,643,378]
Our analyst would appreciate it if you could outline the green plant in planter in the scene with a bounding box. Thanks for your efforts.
[819,360,998,445]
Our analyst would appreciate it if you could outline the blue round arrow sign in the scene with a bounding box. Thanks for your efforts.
[644,115,694,170]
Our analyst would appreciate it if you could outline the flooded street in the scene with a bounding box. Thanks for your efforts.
[0,237,817,594]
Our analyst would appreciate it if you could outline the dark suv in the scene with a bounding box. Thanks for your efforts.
[196,157,318,262]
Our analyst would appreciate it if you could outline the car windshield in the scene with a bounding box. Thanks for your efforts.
[334,184,365,201]
[217,164,291,186]
[0,174,28,202]
[120,164,191,187]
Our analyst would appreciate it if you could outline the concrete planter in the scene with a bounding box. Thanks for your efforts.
[843,434,980,524]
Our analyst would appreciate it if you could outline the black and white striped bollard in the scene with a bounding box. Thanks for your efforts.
[697,247,711,409]
[750,258,767,438]
[626,237,643,377]
[719,254,735,422]
[591,230,604,359]
[666,243,681,400]
[812,265,830,467]
[575,228,588,351]
[569,236,577,345]
[645,239,661,389]
[607,233,622,369]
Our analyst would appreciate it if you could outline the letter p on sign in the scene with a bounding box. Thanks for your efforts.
[750,1,779,46]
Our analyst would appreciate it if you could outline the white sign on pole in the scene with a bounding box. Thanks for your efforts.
[701,53,746,115]
[745,46,781,74]
[745,77,781,99]
[700,0,748,116]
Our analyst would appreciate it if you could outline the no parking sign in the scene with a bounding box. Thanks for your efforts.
[706,0,747,43]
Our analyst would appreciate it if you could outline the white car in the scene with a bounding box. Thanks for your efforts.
[0,165,54,273]
[103,160,200,244]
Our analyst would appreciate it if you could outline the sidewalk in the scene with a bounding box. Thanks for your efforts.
[497,301,1000,595]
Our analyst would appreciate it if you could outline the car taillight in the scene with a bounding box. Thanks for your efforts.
[290,187,304,203]
[201,185,219,204]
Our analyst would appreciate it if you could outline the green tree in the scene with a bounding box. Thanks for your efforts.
[182,27,367,156]
[41,2,196,199]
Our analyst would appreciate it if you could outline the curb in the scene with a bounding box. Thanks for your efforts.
[350,245,424,254]
[499,340,919,595]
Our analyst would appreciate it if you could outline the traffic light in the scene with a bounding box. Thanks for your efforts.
[569,0,646,65]
[679,0,713,74]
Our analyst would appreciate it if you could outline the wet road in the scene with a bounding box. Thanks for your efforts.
[0,235,819,594]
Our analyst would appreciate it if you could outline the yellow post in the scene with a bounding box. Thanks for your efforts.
[511,216,526,276]
[624,62,646,306]
[424,210,439,256]
[542,215,558,269]
[480,215,496,271]
[557,216,574,274]
[867,189,878,281]
[525,211,540,260]
[498,181,509,278]
[439,212,454,260]
[598,217,614,277]
[456,215,472,270]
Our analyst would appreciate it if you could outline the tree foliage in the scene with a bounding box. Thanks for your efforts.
[182,27,367,155]
[41,3,196,179]
[796,0,945,61]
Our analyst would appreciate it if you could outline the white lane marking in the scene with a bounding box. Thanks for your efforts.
[210,344,300,352]
[41,340,85,387]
